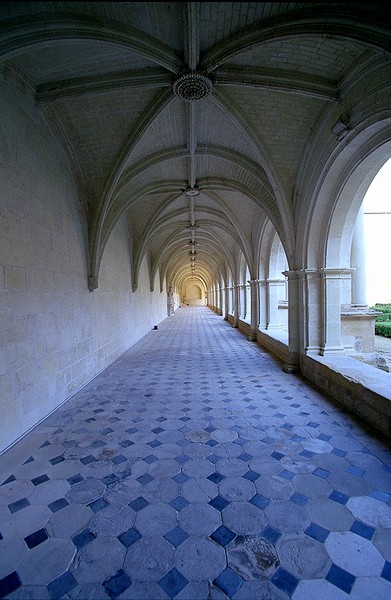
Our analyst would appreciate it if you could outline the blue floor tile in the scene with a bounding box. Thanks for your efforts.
[117,528,142,548]
[326,563,356,594]
[103,569,132,598]
[329,490,349,505]
[159,568,188,597]
[47,571,78,599]
[0,572,21,597]
[210,525,236,547]
[270,567,299,595]
[209,495,230,511]
[305,522,330,543]
[350,520,375,540]
[214,567,244,597]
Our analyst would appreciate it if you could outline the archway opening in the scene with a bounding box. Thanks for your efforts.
[183,281,206,306]
[363,157,391,306]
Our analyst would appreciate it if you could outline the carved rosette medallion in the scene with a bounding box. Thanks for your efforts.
[173,72,213,101]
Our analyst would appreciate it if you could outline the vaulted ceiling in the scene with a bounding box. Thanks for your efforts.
[1,2,390,293]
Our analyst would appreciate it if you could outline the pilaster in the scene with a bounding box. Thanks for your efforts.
[320,268,354,355]
[248,279,260,341]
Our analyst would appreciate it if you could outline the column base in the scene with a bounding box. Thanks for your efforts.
[282,363,299,374]
[320,346,346,356]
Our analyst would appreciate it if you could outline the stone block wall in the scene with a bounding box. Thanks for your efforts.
[0,79,167,452]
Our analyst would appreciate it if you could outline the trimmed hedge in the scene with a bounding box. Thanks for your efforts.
[375,322,391,337]
[373,303,391,314]
[375,313,391,322]
[371,304,391,337]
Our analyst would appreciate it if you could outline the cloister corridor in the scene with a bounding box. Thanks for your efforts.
[1,306,391,599]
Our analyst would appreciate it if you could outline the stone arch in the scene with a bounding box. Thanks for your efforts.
[303,127,391,356]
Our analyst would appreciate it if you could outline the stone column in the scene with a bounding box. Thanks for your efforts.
[238,284,245,320]
[282,271,301,372]
[224,287,230,320]
[233,284,239,327]
[320,268,354,355]
[351,204,367,307]
[301,269,322,355]
[258,279,268,329]
[248,279,260,341]
[243,284,249,320]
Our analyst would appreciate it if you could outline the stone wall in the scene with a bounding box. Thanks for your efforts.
[0,79,167,452]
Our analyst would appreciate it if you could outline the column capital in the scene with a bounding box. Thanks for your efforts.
[319,268,354,280]
[283,268,354,280]
[267,278,286,285]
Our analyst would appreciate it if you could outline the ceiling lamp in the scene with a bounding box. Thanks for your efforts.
[173,72,213,102]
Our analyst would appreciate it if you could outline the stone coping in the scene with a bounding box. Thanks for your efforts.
[248,327,391,438]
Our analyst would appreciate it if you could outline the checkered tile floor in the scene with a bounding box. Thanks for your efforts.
[1,307,391,599]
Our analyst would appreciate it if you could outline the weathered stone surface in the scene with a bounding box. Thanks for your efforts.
[124,537,175,582]
[347,496,391,528]
[185,430,211,443]
[276,534,330,578]
[176,538,225,581]
[324,531,385,576]
[222,501,266,535]
[18,539,76,585]
[47,503,92,537]
[227,535,280,580]
[65,478,105,504]
[72,536,125,584]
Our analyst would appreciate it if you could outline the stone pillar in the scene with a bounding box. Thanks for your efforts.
[239,284,245,319]
[248,279,260,341]
[233,284,239,327]
[320,268,354,355]
[245,283,251,321]
[224,287,230,320]
[266,279,286,328]
[351,204,367,307]
[167,281,175,316]
[219,286,223,315]
[258,279,268,329]
[282,271,301,372]
[301,269,322,355]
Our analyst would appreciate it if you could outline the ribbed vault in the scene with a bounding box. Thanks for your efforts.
[1,1,390,299]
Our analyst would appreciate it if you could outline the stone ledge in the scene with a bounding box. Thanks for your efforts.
[256,329,289,364]
[301,354,391,437]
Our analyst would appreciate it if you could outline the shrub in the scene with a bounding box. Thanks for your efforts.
[373,303,391,314]
[375,322,391,338]
[375,313,391,322]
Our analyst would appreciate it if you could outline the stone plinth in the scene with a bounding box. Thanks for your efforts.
[341,306,381,353]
